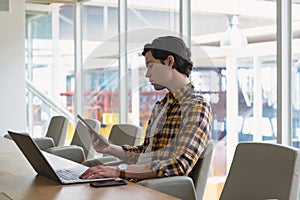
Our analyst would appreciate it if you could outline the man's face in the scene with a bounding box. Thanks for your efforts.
[144,51,171,90]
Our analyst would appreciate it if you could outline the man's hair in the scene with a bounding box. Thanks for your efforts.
[142,48,193,78]
[142,36,193,78]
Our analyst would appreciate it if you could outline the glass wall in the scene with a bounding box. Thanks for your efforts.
[292,1,300,148]
[25,4,74,137]
[191,1,277,199]
[126,0,180,138]
[80,0,118,137]
[24,1,295,199]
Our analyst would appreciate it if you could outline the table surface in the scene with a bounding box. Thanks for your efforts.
[0,137,179,200]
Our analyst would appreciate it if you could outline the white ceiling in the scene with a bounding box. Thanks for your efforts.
[26,0,75,4]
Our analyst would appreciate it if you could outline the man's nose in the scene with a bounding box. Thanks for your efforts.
[145,69,150,78]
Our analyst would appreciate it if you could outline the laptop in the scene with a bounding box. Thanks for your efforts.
[8,131,114,184]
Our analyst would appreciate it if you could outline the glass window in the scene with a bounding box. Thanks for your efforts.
[292,1,300,148]
[127,0,179,138]
[128,1,179,31]
[23,3,296,199]
[81,1,118,137]
[191,1,277,199]
[25,4,74,138]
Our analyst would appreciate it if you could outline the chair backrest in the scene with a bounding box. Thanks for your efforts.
[45,115,68,146]
[71,119,101,160]
[220,142,300,200]
[108,124,142,146]
[188,140,215,200]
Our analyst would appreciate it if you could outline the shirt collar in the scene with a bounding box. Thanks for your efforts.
[159,82,194,105]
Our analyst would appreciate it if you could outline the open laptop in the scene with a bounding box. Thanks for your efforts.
[8,131,114,184]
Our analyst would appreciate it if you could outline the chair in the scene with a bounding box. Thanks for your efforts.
[82,124,142,167]
[3,134,12,140]
[2,115,68,150]
[46,118,100,163]
[33,115,69,150]
[3,116,68,150]
[108,124,142,146]
[219,142,300,200]
[137,140,215,200]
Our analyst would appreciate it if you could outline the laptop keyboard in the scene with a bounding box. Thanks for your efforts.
[56,169,81,180]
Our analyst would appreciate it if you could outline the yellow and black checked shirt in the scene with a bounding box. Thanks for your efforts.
[122,82,212,178]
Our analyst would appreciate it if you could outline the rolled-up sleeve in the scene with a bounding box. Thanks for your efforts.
[121,144,144,164]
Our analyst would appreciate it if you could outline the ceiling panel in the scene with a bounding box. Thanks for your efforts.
[26,0,75,4]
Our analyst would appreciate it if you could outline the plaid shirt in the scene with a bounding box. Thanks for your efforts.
[122,82,212,178]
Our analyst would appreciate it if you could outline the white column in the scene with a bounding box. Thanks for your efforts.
[130,53,140,126]
[253,57,263,141]
[27,18,34,134]
[226,54,239,171]
[103,6,108,34]
[277,0,292,145]
[180,0,191,47]
[0,0,26,135]
[52,5,62,103]
[74,2,84,117]
[119,0,128,123]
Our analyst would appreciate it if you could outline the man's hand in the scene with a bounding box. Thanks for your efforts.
[80,164,158,180]
[80,165,119,179]
[89,130,110,153]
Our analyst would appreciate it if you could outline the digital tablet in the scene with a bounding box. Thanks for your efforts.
[77,114,108,146]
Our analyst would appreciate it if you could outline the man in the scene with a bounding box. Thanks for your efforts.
[80,36,212,181]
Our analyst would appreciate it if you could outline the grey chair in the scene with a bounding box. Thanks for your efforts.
[3,116,68,150]
[46,118,100,163]
[108,124,142,146]
[82,124,142,167]
[33,115,69,150]
[219,142,300,200]
[3,134,12,140]
[137,140,215,200]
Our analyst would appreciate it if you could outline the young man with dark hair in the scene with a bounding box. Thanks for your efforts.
[80,36,212,181]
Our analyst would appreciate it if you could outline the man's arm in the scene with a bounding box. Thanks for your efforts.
[91,134,127,160]
[91,133,146,162]
[80,164,157,180]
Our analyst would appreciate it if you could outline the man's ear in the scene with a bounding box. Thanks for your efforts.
[167,55,175,68]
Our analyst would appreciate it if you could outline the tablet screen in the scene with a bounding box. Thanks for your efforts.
[76,114,108,146]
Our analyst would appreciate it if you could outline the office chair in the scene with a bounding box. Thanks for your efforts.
[3,115,69,150]
[82,124,142,167]
[219,142,300,200]
[4,116,68,151]
[3,134,12,140]
[137,140,215,200]
[32,115,69,150]
[46,118,100,163]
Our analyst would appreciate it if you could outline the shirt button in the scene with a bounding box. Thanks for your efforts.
[183,118,189,124]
